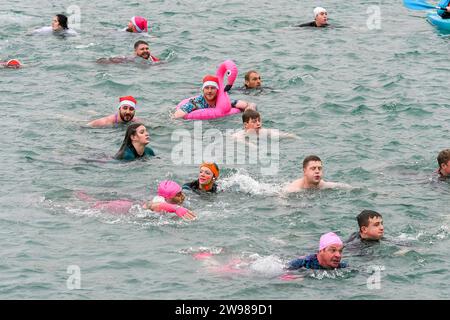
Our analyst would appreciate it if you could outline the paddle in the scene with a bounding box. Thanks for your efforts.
[403,0,447,10]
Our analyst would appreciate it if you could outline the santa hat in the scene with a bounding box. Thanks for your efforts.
[202,75,219,90]
[313,7,327,17]
[131,16,148,33]
[118,96,137,109]
[6,59,21,68]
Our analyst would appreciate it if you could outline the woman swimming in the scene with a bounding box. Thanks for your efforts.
[183,162,220,193]
[114,123,155,160]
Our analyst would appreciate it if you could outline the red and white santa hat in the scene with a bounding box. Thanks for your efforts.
[202,75,219,90]
[118,96,137,109]
[131,16,148,33]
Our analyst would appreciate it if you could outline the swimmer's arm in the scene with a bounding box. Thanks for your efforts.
[172,109,187,119]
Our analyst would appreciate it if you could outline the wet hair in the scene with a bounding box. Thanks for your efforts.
[302,155,321,169]
[437,149,450,168]
[357,210,382,231]
[134,40,149,50]
[56,14,68,29]
[244,70,259,82]
[114,123,144,159]
[242,109,261,123]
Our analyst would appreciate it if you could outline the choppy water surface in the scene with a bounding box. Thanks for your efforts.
[0,0,449,299]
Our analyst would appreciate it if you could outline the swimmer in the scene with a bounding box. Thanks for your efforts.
[114,123,155,160]
[31,14,78,36]
[172,75,256,119]
[183,162,219,193]
[87,96,141,127]
[0,59,22,69]
[436,149,450,179]
[345,210,385,244]
[96,40,159,64]
[244,70,262,89]
[297,7,329,28]
[76,181,196,221]
[284,155,351,192]
[145,180,196,221]
[125,16,148,33]
[287,232,347,270]
[233,109,299,141]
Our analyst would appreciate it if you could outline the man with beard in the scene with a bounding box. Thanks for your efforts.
[87,96,140,127]
[284,155,351,192]
[96,40,159,64]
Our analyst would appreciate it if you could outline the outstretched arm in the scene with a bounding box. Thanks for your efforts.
[150,201,197,221]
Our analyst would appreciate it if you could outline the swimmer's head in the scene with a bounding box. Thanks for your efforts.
[127,16,148,33]
[242,109,261,132]
[199,162,219,183]
[52,14,68,31]
[313,7,328,27]
[5,59,22,68]
[357,210,384,240]
[157,180,185,204]
[202,75,219,103]
[118,96,137,123]
[317,232,343,268]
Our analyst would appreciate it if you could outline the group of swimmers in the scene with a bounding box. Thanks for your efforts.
[3,7,450,273]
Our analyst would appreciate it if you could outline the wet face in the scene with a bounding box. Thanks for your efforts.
[245,72,262,88]
[244,117,262,132]
[318,244,343,268]
[440,160,450,176]
[131,125,149,145]
[203,86,218,104]
[361,216,384,240]
[119,105,136,122]
[315,11,328,26]
[52,16,61,31]
[170,191,185,205]
[303,161,323,186]
[198,167,214,185]
[135,43,150,60]
[126,21,136,32]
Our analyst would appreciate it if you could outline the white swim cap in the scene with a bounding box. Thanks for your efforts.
[313,7,327,17]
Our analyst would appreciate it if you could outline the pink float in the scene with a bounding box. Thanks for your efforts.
[176,60,241,120]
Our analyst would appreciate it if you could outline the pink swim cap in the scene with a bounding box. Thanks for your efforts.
[131,16,148,33]
[319,232,343,251]
[157,180,182,199]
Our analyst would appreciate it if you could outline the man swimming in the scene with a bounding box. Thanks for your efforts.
[96,40,159,64]
[87,96,140,127]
